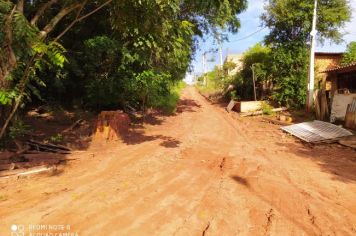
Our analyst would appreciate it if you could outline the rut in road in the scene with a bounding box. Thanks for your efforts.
[1,87,356,236]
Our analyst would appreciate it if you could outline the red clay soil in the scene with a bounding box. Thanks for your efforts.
[1,87,356,235]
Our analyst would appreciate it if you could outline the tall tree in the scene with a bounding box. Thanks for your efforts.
[341,41,356,66]
[262,0,351,107]
[0,0,248,139]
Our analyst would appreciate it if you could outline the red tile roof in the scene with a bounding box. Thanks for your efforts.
[315,52,344,56]
[322,62,356,73]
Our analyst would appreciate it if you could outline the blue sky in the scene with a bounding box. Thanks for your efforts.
[189,0,356,77]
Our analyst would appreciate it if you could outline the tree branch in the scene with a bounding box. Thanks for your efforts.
[0,55,38,140]
[30,0,58,26]
[16,0,24,13]
[54,0,112,42]
[76,0,112,22]
[39,3,82,38]
[54,0,87,41]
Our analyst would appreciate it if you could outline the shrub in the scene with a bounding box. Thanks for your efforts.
[261,101,274,115]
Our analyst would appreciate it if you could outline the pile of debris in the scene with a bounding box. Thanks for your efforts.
[0,140,72,178]
[226,100,288,117]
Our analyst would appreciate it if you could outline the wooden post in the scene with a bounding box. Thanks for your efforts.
[251,64,257,101]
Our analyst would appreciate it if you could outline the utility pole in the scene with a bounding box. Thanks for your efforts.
[217,33,223,69]
[251,64,257,101]
[202,52,207,86]
[226,48,230,74]
[307,0,318,111]
[219,41,223,69]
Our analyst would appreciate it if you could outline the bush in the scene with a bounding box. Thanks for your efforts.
[152,81,186,113]
[261,102,274,115]
[9,118,30,140]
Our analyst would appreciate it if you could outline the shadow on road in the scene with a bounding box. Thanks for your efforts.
[122,128,181,148]
[275,141,356,183]
[119,97,202,147]
[231,175,250,187]
[176,99,201,113]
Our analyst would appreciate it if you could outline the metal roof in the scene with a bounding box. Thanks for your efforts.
[281,120,353,143]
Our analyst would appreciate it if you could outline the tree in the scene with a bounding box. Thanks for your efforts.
[262,0,351,107]
[0,0,113,139]
[1,0,248,139]
[341,42,356,66]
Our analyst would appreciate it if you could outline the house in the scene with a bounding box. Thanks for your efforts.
[322,62,356,123]
[323,62,356,95]
[224,54,243,76]
[315,52,343,90]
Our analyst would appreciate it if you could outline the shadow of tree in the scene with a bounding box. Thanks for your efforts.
[118,97,203,147]
[160,138,180,148]
[121,129,181,148]
[275,141,356,183]
[176,99,201,113]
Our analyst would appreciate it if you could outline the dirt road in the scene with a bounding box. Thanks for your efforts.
[1,87,356,235]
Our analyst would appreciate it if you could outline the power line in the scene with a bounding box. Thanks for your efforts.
[229,27,267,42]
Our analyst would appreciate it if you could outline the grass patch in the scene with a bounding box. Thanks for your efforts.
[261,101,275,115]
[155,81,187,113]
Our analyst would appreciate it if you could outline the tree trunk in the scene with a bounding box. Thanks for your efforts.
[93,111,130,142]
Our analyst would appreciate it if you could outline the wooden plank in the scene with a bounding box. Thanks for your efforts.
[0,165,50,177]
[321,90,329,119]
[26,140,71,154]
[314,90,321,120]
[235,101,263,113]
[339,136,356,149]
[226,100,236,112]
[240,107,288,117]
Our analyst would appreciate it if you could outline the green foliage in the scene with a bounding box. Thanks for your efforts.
[1,0,249,139]
[223,61,236,72]
[262,0,351,107]
[229,43,273,101]
[0,89,16,105]
[129,70,171,110]
[261,101,274,115]
[241,43,271,81]
[33,42,67,69]
[8,117,30,139]
[230,90,239,100]
[341,42,356,66]
[262,0,351,44]
[196,67,226,95]
[154,81,187,113]
[49,134,63,143]
[269,44,308,107]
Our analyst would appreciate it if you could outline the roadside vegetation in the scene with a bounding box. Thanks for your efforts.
[0,0,248,143]
[197,0,351,109]
[341,42,356,66]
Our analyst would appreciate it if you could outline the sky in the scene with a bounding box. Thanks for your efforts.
[186,0,356,83]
